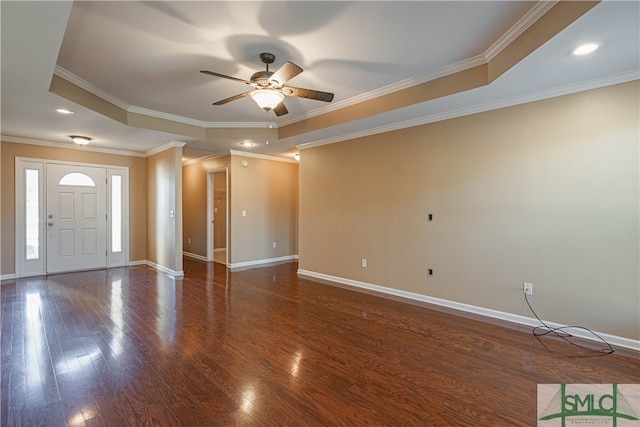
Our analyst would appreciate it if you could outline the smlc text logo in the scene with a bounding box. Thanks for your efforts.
[538,384,640,426]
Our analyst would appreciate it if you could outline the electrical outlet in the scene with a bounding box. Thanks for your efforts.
[523,282,533,296]
[272,242,277,248]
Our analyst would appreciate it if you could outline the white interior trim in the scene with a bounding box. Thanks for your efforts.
[229,149,297,163]
[297,269,640,352]
[146,260,184,278]
[207,167,229,264]
[229,255,298,270]
[297,71,639,151]
[14,157,130,278]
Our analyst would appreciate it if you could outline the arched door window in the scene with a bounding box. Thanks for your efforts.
[58,172,96,187]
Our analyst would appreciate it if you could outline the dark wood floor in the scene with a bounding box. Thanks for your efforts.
[1,259,638,426]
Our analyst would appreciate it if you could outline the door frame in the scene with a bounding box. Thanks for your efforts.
[206,167,229,265]
[15,157,130,277]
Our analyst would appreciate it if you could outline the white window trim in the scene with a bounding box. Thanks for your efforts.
[15,160,45,277]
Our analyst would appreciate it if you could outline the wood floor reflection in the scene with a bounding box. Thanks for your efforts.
[2,259,638,426]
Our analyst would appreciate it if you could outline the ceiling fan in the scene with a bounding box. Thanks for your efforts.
[200,53,334,116]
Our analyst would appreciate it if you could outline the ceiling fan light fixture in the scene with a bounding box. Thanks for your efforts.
[250,89,284,111]
[69,135,92,145]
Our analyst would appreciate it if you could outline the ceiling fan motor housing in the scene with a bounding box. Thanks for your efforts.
[250,70,274,87]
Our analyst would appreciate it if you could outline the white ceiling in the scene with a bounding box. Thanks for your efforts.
[1,1,638,162]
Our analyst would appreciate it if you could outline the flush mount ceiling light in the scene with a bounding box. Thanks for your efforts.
[572,42,601,56]
[240,141,255,147]
[55,108,74,114]
[69,135,91,145]
[249,89,285,112]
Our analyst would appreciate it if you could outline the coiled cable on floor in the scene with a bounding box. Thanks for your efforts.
[524,292,614,355]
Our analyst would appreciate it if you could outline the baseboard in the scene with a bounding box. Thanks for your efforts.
[2,261,185,280]
[145,260,185,278]
[183,251,208,262]
[297,269,640,353]
[229,255,298,270]
[0,273,16,282]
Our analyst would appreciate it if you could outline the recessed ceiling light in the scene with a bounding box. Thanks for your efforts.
[55,108,74,114]
[572,42,600,56]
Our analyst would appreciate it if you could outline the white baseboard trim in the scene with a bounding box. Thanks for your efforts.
[145,260,184,278]
[183,251,208,262]
[229,255,298,270]
[297,269,640,353]
[0,273,16,282]
[2,261,185,281]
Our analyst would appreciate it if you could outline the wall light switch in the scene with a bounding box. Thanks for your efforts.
[242,210,247,217]
[169,210,174,218]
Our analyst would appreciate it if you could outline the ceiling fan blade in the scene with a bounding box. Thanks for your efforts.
[200,70,251,85]
[213,92,251,105]
[282,86,334,102]
[269,61,303,86]
[273,102,288,116]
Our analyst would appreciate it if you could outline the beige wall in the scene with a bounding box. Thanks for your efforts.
[0,141,147,275]
[299,80,639,340]
[182,156,230,257]
[146,146,183,273]
[230,155,298,264]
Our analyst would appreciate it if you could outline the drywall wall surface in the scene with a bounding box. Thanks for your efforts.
[230,155,298,264]
[299,81,639,340]
[147,145,183,273]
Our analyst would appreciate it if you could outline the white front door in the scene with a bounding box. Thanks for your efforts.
[46,164,107,273]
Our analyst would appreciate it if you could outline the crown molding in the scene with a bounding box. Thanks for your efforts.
[484,0,558,62]
[54,66,131,110]
[297,71,639,151]
[182,151,230,166]
[54,2,554,132]
[145,141,187,157]
[280,2,558,127]
[128,105,276,129]
[229,149,297,163]
[54,66,278,130]
[278,54,488,127]
[1,134,146,157]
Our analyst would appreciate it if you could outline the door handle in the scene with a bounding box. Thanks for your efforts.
[48,222,54,227]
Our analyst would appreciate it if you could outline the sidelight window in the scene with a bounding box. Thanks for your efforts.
[25,169,40,260]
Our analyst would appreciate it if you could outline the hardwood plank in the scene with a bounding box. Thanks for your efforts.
[2,259,638,426]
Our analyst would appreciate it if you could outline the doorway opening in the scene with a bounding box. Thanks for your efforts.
[207,168,228,265]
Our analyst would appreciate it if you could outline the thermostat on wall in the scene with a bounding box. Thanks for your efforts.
[240,160,248,167]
